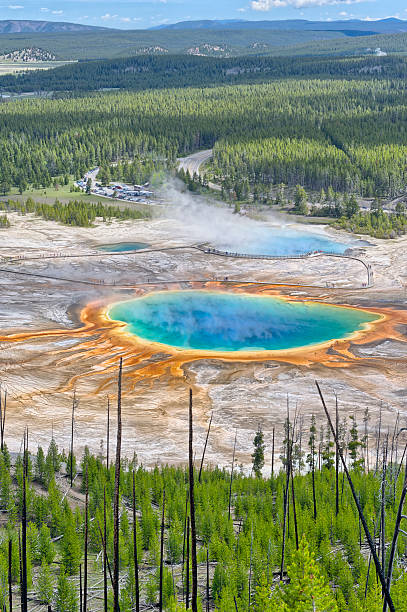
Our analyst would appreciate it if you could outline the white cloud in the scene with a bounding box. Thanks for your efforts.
[120,17,131,22]
[251,0,368,10]
[51,9,63,15]
[8,4,23,8]
[237,7,246,11]
[101,13,119,20]
[40,7,49,11]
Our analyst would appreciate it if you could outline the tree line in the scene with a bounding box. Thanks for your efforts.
[0,198,149,227]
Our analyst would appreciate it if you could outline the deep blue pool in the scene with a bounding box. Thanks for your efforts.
[108,290,378,352]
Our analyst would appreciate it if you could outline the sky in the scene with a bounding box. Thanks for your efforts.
[1,0,406,30]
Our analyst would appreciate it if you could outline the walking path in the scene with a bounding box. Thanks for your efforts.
[0,243,373,289]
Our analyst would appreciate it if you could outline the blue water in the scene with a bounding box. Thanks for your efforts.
[216,227,350,257]
[98,242,150,252]
[109,291,378,352]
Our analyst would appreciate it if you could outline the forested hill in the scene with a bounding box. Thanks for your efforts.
[0,28,405,61]
[0,28,352,61]
[0,20,108,33]
[1,54,407,94]
[153,17,407,35]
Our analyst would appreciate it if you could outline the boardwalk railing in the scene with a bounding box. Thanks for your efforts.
[197,246,347,260]
[196,245,373,288]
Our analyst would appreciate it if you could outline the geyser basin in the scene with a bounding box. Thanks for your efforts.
[108,291,380,353]
[98,242,150,252]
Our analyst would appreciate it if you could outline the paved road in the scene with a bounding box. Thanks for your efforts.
[83,167,100,190]
[178,149,213,176]
[177,149,221,191]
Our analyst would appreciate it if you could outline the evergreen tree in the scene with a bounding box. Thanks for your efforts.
[348,415,364,471]
[37,560,55,605]
[61,512,81,575]
[345,194,359,218]
[293,185,308,215]
[55,571,78,612]
[35,446,47,484]
[321,427,335,470]
[0,452,12,509]
[46,438,61,473]
[271,536,338,611]
[38,524,55,564]
[252,425,265,477]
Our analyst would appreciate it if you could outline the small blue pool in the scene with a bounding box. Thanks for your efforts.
[98,242,150,252]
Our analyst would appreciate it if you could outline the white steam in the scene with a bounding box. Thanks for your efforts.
[158,178,347,256]
[159,178,284,252]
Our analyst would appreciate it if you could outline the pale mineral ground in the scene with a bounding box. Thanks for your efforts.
[0,207,406,470]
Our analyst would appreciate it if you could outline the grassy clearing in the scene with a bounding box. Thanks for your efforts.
[0,182,153,216]
[0,60,72,76]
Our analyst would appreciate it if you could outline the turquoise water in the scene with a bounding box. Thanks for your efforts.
[108,291,378,352]
[217,227,351,257]
[98,242,150,252]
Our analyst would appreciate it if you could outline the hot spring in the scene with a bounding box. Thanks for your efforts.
[108,291,379,352]
[98,242,150,252]
[215,227,352,257]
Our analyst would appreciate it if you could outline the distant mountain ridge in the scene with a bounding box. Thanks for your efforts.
[151,18,407,35]
[0,20,108,34]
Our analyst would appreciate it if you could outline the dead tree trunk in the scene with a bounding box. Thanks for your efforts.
[290,461,299,550]
[186,517,190,610]
[80,564,83,612]
[335,396,339,516]
[375,405,382,475]
[206,548,210,612]
[199,412,213,483]
[18,532,22,612]
[132,472,140,612]
[381,443,388,585]
[107,397,110,470]
[228,429,237,521]
[181,490,189,603]
[0,387,6,451]
[70,391,76,488]
[189,389,198,612]
[113,358,123,611]
[280,408,291,580]
[383,454,407,612]
[248,526,253,612]
[271,426,275,477]
[83,468,88,612]
[316,381,395,612]
[159,489,166,612]
[98,521,114,591]
[21,429,28,612]
[103,488,108,612]
[8,538,12,612]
